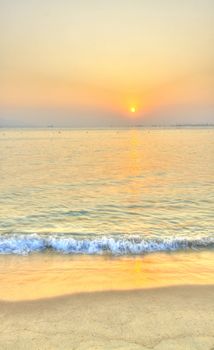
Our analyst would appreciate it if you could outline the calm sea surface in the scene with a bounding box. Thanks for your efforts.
[0,128,213,255]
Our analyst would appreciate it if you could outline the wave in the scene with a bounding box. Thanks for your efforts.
[0,234,213,255]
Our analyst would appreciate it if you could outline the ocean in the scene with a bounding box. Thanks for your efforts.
[0,127,213,255]
[0,127,214,300]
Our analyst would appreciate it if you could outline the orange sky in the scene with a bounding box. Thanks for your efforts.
[0,0,214,126]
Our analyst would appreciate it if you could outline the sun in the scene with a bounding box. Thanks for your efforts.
[130,107,136,113]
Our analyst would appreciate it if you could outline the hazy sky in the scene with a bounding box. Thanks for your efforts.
[0,0,214,126]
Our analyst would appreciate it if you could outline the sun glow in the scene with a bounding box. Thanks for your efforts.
[130,107,136,113]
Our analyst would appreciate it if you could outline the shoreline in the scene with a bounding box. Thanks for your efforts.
[0,251,213,301]
[0,285,213,349]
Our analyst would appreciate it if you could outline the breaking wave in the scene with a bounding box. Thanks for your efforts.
[0,233,213,255]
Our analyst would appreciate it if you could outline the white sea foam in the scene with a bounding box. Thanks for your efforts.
[0,234,213,255]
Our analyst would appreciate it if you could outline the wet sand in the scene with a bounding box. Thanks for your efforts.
[0,285,213,350]
[0,251,214,301]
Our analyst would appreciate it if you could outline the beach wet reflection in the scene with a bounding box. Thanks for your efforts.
[0,251,213,301]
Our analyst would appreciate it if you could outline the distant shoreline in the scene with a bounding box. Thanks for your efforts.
[0,124,214,129]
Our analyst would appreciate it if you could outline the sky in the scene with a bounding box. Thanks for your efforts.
[0,0,214,126]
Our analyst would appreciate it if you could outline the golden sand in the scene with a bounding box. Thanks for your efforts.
[0,285,213,350]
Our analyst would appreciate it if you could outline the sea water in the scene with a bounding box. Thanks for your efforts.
[0,127,213,255]
[0,127,213,300]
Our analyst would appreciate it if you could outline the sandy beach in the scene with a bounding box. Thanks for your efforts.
[0,285,213,350]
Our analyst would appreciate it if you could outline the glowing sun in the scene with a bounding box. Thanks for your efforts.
[130,107,136,113]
